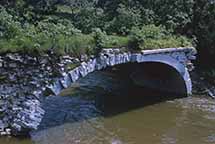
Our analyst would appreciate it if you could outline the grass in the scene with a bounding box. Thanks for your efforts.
[0,24,193,57]
[140,36,193,50]
[0,33,192,56]
[103,35,129,48]
[54,34,95,56]
[67,63,81,71]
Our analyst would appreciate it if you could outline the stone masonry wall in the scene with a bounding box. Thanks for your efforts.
[0,47,196,136]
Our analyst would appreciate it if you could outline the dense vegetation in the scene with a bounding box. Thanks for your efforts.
[0,0,193,56]
[0,0,214,68]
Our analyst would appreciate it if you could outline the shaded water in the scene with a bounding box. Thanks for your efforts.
[1,69,215,144]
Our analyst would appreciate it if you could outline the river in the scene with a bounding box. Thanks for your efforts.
[0,68,215,144]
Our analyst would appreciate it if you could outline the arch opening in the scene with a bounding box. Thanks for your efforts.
[101,62,188,95]
[41,61,190,128]
[129,62,188,96]
[91,62,188,116]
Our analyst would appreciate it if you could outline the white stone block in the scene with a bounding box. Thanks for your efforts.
[96,56,108,70]
[47,80,63,95]
[79,62,88,77]
[86,59,96,73]
[69,68,80,82]
[61,74,72,88]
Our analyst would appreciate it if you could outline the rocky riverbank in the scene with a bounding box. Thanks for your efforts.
[0,52,83,136]
[191,70,215,98]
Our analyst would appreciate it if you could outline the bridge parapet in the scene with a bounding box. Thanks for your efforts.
[101,47,196,70]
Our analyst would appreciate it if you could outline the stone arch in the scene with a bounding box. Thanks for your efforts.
[48,52,192,96]
[129,54,192,95]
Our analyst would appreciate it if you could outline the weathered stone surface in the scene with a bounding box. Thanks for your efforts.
[60,74,72,89]
[86,59,96,73]
[96,55,108,70]
[0,47,196,136]
[69,67,81,82]
[79,62,89,77]
[47,81,63,96]
[0,54,77,136]
[0,59,3,67]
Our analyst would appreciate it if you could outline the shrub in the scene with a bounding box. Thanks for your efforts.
[36,18,80,37]
[105,4,142,35]
[92,28,107,54]
[128,25,192,50]
[0,6,22,39]
[72,8,105,34]
[128,27,145,51]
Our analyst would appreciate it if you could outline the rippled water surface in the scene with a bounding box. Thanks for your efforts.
[1,69,215,144]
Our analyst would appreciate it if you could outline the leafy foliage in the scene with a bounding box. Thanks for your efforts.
[105,4,142,35]
[1,0,215,69]
[0,6,22,39]
[72,7,105,33]
[92,28,107,54]
[192,0,215,66]
[128,25,192,50]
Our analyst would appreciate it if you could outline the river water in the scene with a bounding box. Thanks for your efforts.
[1,68,215,144]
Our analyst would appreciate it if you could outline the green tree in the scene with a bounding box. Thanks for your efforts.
[105,4,141,35]
[0,6,22,39]
[72,7,104,33]
[192,0,215,66]
[25,0,59,13]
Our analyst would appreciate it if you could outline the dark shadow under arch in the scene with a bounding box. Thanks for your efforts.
[131,62,187,95]
[101,62,188,95]
[94,62,188,116]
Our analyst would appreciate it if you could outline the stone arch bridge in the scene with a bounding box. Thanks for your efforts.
[0,47,196,136]
[49,47,196,96]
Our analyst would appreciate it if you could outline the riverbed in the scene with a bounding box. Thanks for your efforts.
[1,69,215,144]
